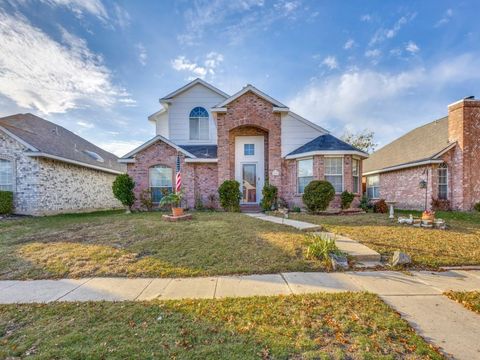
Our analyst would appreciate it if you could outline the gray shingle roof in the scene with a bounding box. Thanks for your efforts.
[178,145,217,158]
[0,113,125,173]
[287,134,366,156]
[363,117,452,174]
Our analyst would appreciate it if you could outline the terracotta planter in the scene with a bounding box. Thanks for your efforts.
[421,213,435,221]
[172,207,184,217]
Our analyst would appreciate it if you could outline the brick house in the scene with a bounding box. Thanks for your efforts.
[120,79,368,210]
[362,97,480,211]
[0,113,125,215]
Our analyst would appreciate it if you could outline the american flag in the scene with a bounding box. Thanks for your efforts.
[175,155,182,193]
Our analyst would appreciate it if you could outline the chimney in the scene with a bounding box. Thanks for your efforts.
[447,96,480,149]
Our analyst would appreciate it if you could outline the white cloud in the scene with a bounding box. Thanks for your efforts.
[171,52,224,79]
[344,39,354,50]
[435,8,453,27]
[41,0,108,20]
[360,14,372,22]
[113,3,130,28]
[369,13,416,45]
[0,11,130,114]
[281,0,300,13]
[322,56,338,70]
[136,43,147,66]
[77,121,94,128]
[97,140,144,157]
[405,41,420,54]
[365,49,381,58]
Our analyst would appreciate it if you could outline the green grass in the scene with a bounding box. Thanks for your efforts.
[281,211,480,268]
[0,211,327,280]
[0,293,442,359]
[445,291,480,314]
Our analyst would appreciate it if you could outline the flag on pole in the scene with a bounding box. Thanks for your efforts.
[175,155,182,193]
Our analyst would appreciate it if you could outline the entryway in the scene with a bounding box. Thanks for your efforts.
[235,136,265,205]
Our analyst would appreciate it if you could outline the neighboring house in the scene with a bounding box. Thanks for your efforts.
[120,78,368,209]
[0,113,125,215]
[363,97,480,211]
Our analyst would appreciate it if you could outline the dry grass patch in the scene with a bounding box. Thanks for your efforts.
[445,291,480,314]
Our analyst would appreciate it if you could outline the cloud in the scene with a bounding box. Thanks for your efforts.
[405,41,420,54]
[344,39,354,50]
[322,56,338,70]
[40,0,108,20]
[113,3,131,28]
[360,14,372,22]
[287,53,480,145]
[136,43,147,66]
[97,140,144,157]
[0,11,130,114]
[369,13,416,45]
[365,49,381,58]
[435,8,453,27]
[171,52,224,79]
[77,120,94,128]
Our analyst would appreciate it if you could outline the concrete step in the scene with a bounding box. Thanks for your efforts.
[240,204,262,213]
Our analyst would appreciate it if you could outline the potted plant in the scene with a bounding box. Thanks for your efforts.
[159,191,184,217]
[421,210,435,221]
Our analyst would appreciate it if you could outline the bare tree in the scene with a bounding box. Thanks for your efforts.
[341,129,378,154]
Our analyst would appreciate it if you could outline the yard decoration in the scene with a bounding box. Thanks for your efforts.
[112,174,135,213]
[302,180,335,213]
[218,180,241,212]
[422,210,435,221]
[159,191,184,217]
[0,191,13,215]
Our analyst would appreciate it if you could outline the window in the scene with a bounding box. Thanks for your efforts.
[0,159,13,192]
[297,158,313,193]
[149,165,173,203]
[352,158,360,194]
[325,157,343,193]
[189,107,209,140]
[438,163,448,200]
[244,144,255,156]
[366,175,380,199]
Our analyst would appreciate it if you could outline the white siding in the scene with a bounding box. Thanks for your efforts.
[166,83,226,145]
[281,113,326,156]
[155,111,169,138]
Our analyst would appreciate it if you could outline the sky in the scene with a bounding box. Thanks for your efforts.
[0,0,479,156]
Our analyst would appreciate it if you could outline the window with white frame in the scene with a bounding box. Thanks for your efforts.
[325,157,343,193]
[149,165,173,203]
[0,159,13,192]
[189,107,209,140]
[244,144,255,156]
[352,158,360,194]
[438,163,448,200]
[297,158,313,193]
[366,175,380,199]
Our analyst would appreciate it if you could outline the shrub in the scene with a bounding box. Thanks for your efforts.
[305,233,341,260]
[474,202,480,212]
[260,183,278,211]
[112,174,135,211]
[340,191,355,210]
[277,197,288,210]
[373,199,388,213]
[194,193,205,211]
[302,180,335,213]
[218,180,241,212]
[292,206,301,213]
[431,197,451,211]
[0,191,13,215]
[206,193,217,210]
[359,195,370,212]
[139,189,154,211]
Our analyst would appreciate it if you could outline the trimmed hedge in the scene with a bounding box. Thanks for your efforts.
[0,191,13,215]
[260,183,278,211]
[302,180,335,213]
[112,174,135,210]
[218,180,241,212]
[340,191,355,210]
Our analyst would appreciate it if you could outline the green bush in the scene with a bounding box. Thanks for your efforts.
[139,189,154,211]
[373,199,388,213]
[260,183,278,211]
[359,195,370,212]
[0,191,13,215]
[218,180,241,212]
[302,180,335,213]
[340,191,355,210]
[112,174,135,211]
[305,233,341,260]
[292,206,301,213]
[474,202,480,212]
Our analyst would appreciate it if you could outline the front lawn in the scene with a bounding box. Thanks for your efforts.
[0,211,326,280]
[445,291,480,314]
[283,210,480,268]
[0,293,442,359]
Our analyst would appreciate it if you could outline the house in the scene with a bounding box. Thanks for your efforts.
[0,113,125,215]
[363,96,480,211]
[120,78,368,210]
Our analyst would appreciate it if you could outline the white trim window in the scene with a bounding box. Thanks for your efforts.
[352,158,360,194]
[325,157,343,193]
[438,163,448,200]
[297,158,313,194]
[149,165,173,203]
[366,175,380,199]
[189,107,209,140]
[0,159,13,191]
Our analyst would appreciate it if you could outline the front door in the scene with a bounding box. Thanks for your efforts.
[235,136,265,204]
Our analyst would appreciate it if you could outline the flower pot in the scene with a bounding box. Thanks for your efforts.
[172,207,184,217]
[421,213,435,221]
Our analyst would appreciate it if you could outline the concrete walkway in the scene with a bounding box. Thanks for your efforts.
[245,213,381,264]
[1,270,480,358]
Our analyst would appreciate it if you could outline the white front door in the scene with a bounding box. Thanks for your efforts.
[235,136,265,204]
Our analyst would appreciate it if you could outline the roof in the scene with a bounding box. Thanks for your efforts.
[0,113,125,174]
[286,134,368,159]
[119,135,197,161]
[363,116,454,175]
[212,84,289,110]
[160,78,229,101]
[178,145,217,159]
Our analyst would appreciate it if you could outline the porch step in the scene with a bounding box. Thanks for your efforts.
[240,204,262,213]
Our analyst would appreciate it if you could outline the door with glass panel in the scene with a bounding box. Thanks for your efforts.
[242,163,257,203]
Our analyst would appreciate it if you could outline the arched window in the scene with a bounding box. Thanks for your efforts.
[438,163,448,200]
[189,107,209,140]
[0,158,13,191]
[149,165,173,203]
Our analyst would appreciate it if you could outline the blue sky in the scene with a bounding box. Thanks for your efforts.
[0,0,479,155]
